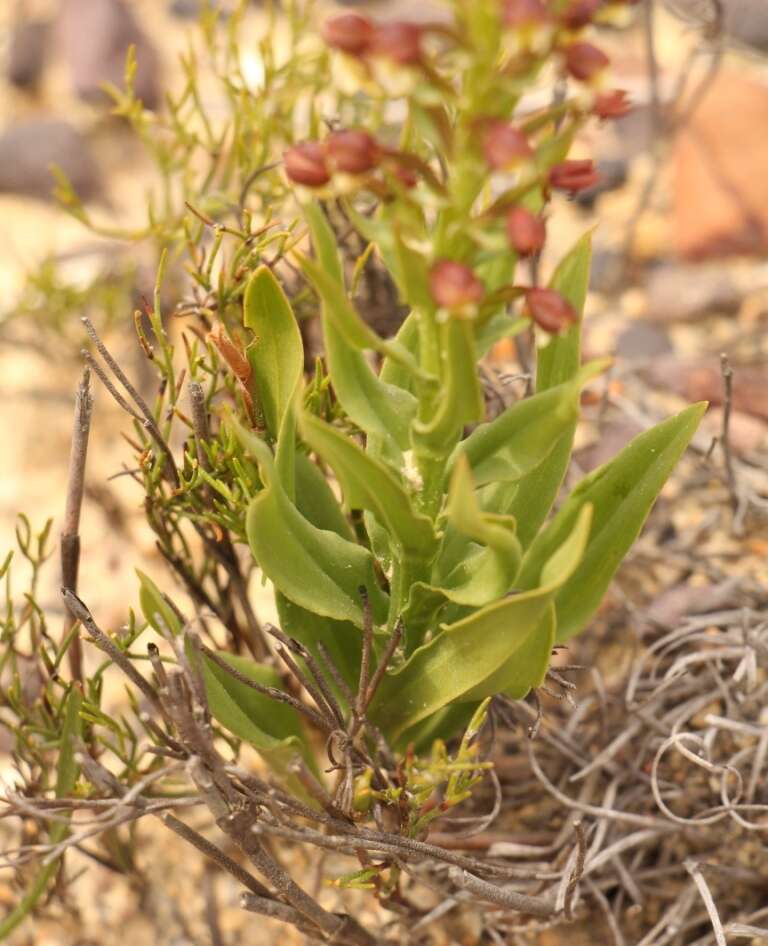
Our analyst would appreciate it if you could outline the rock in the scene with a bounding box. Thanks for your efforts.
[665,0,768,54]
[574,158,628,210]
[0,119,103,201]
[58,0,160,108]
[169,0,204,16]
[642,355,768,422]
[644,262,742,321]
[6,18,50,91]
[723,0,768,51]
[672,72,768,259]
[644,261,768,321]
[700,406,768,453]
[616,321,673,360]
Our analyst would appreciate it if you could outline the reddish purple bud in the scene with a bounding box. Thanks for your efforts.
[563,42,610,82]
[560,0,600,29]
[326,130,380,174]
[321,13,374,56]
[525,288,577,333]
[506,207,546,257]
[391,162,419,189]
[482,120,533,170]
[593,89,632,120]
[549,159,599,194]
[369,21,423,65]
[429,260,484,310]
[503,0,550,27]
[283,142,330,188]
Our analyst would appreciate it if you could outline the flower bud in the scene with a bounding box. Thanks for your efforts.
[326,130,380,174]
[369,21,423,65]
[563,42,610,83]
[549,159,599,194]
[525,288,577,333]
[593,89,632,120]
[283,142,331,188]
[560,0,600,29]
[321,13,374,57]
[429,260,484,311]
[482,120,533,170]
[391,162,419,189]
[503,0,550,27]
[506,207,546,257]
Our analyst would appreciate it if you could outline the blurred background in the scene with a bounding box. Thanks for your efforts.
[2,1,768,943]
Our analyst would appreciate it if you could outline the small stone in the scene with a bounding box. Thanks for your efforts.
[0,119,103,201]
[644,262,747,321]
[615,321,673,360]
[574,158,627,209]
[6,18,50,91]
[58,0,160,108]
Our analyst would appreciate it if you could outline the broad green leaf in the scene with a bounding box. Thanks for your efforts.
[414,318,484,451]
[432,456,522,606]
[536,230,592,392]
[294,451,353,540]
[243,266,303,439]
[240,425,388,628]
[201,651,317,787]
[277,594,361,694]
[274,386,297,500]
[0,689,82,940]
[299,254,421,376]
[303,204,417,452]
[202,652,308,748]
[462,604,556,701]
[326,320,417,452]
[454,361,606,487]
[370,505,592,740]
[506,231,593,546]
[138,570,183,636]
[299,208,426,379]
[298,411,436,557]
[518,403,707,641]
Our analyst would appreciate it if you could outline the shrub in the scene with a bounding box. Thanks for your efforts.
[1,0,703,940]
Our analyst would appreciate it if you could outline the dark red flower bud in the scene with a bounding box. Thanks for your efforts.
[503,0,550,27]
[506,207,546,257]
[593,89,632,120]
[549,159,599,194]
[391,162,419,189]
[482,120,533,170]
[326,130,380,174]
[283,142,330,187]
[429,260,484,310]
[525,288,577,333]
[563,42,610,82]
[369,21,423,65]
[560,0,600,29]
[321,13,374,56]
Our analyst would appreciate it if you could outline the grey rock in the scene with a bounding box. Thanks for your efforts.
[7,18,50,91]
[665,0,768,54]
[616,322,673,361]
[0,119,102,201]
[574,158,628,210]
[58,0,160,108]
[644,262,743,321]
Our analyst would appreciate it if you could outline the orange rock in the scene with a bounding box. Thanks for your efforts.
[673,72,768,260]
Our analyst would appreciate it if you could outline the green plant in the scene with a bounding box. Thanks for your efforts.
[2,0,706,940]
